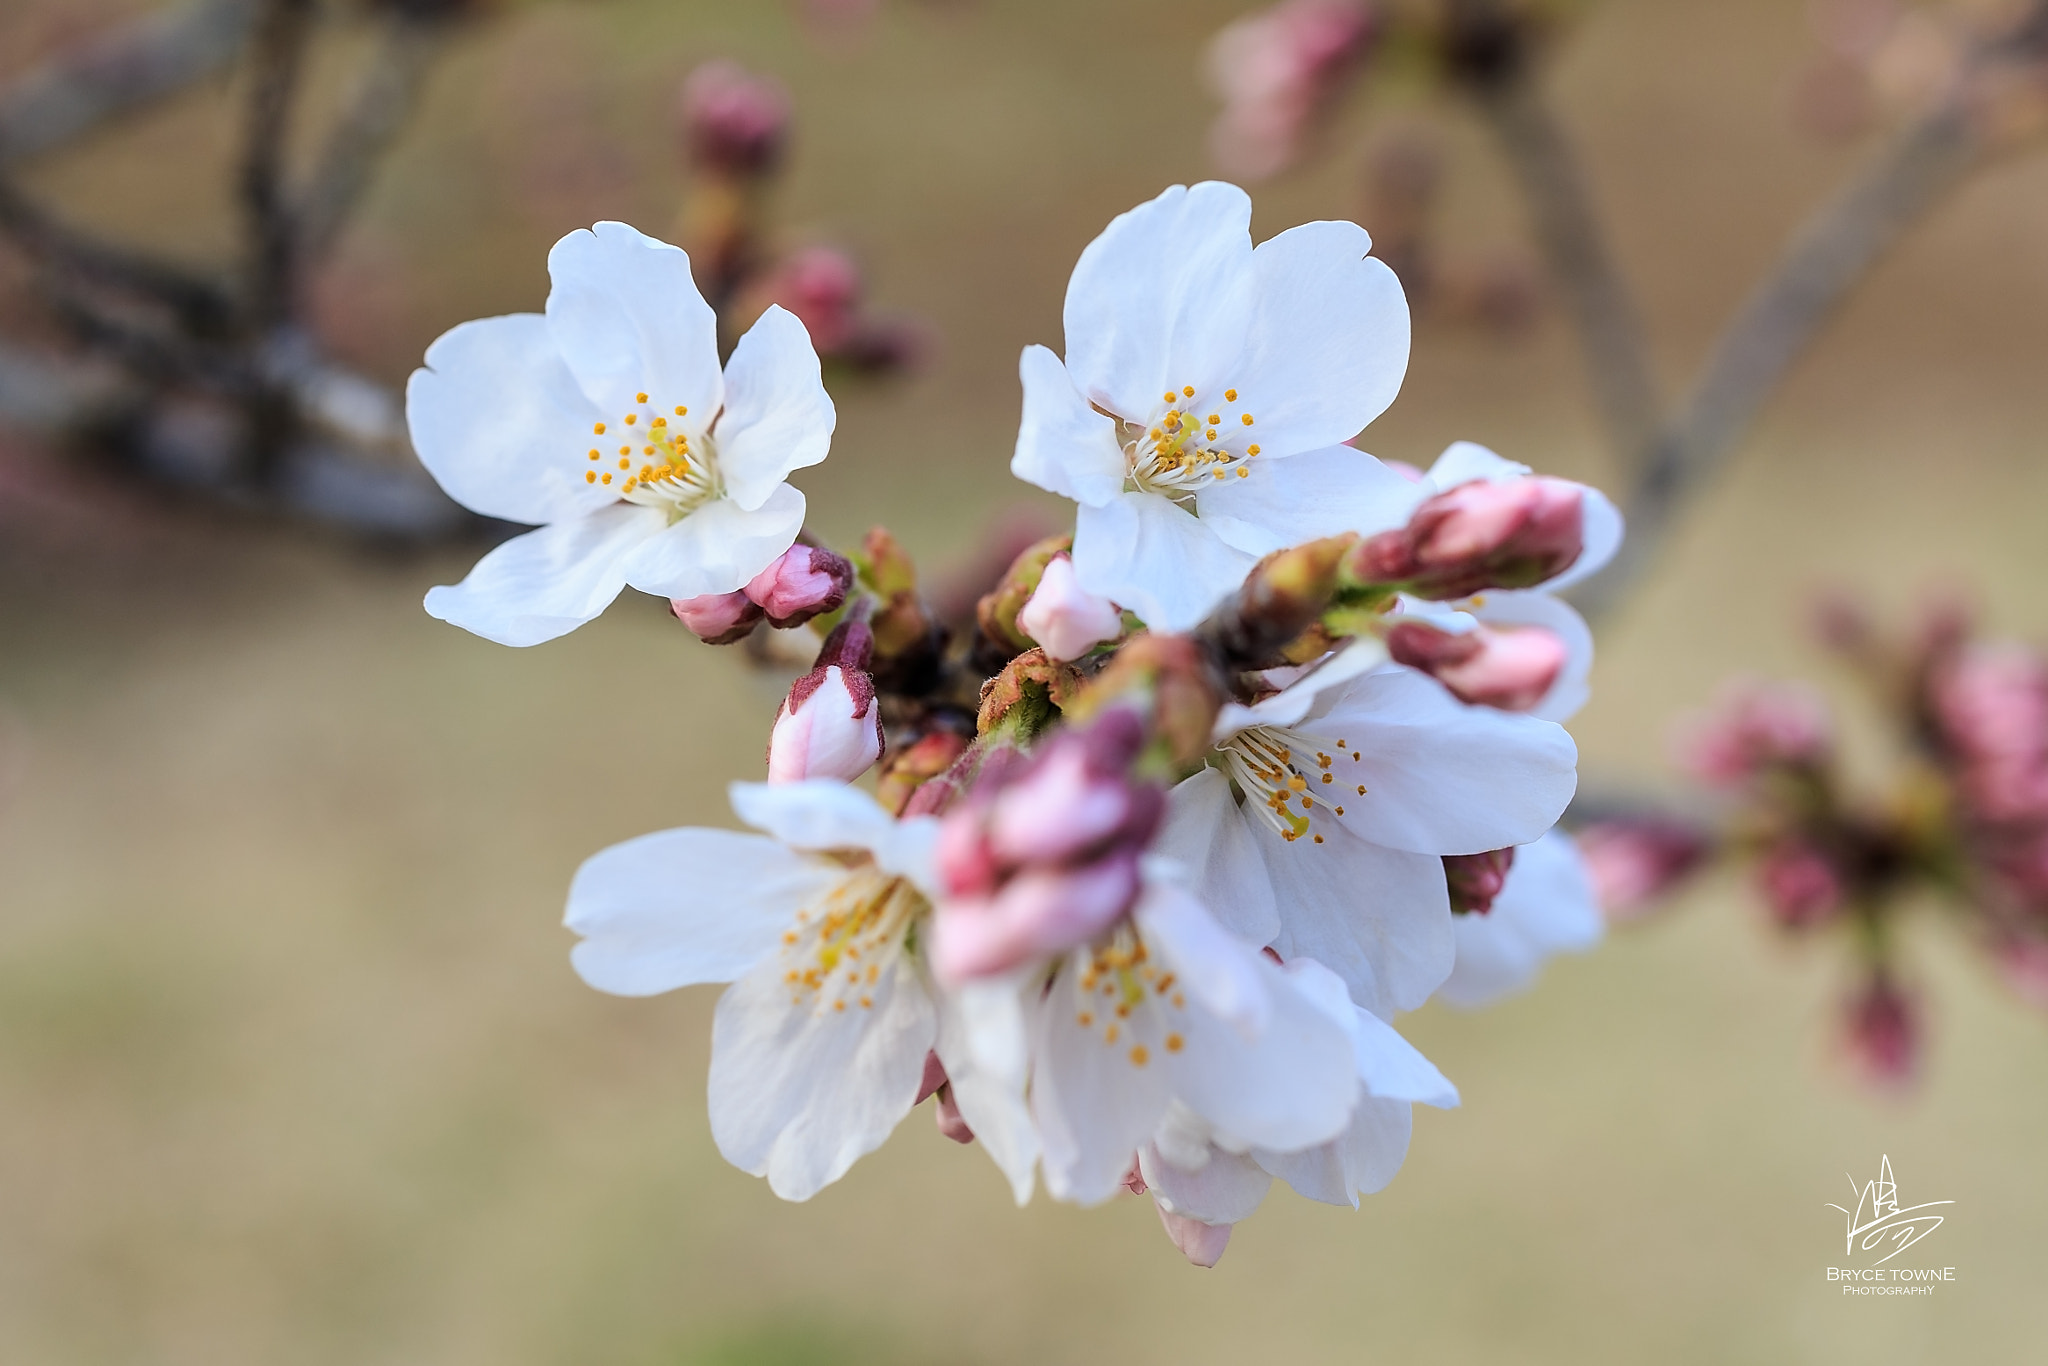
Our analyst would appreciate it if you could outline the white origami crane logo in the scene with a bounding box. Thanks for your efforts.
[1826,1155,1953,1264]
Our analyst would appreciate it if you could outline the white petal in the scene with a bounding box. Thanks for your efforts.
[1423,440,1529,489]
[1346,1003,1459,1106]
[1155,926,1359,1152]
[1060,182,1256,419]
[620,483,806,600]
[1011,345,1126,506]
[1158,770,1279,945]
[1135,881,1269,1036]
[423,502,661,646]
[1030,953,1173,1205]
[1072,492,1254,634]
[544,221,723,419]
[1253,816,1455,1017]
[405,314,613,526]
[1313,666,1578,855]
[1216,637,1391,739]
[1546,483,1625,592]
[566,829,839,995]
[713,305,836,512]
[708,945,936,1202]
[1466,589,1595,722]
[1255,1097,1412,1206]
[1139,1143,1272,1225]
[1230,221,1409,453]
[1197,444,1429,557]
[1438,830,1604,1009]
[933,976,1039,1206]
[731,779,894,855]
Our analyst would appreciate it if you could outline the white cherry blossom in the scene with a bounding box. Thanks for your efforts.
[1438,828,1605,1008]
[564,780,1033,1202]
[410,221,834,646]
[1158,642,1578,1016]
[1012,181,1416,632]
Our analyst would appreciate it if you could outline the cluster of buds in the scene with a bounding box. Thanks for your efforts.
[1604,595,2048,1086]
[929,710,1165,984]
[673,59,925,377]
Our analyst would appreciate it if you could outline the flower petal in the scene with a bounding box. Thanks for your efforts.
[406,313,612,526]
[713,305,836,512]
[708,945,936,1202]
[1061,182,1256,420]
[933,975,1039,1206]
[1547,483,1625,592]
[620,483,806,600]
[1197,444,1429,558]
[1228,221,1409,455]
[1313,665,1578,854]
[1030,952,1174,1205]
[1255,1097,1412,1207]
[1072,492,1254,634]
[1346,1001,1460,1106]
[566,829,839,995]
[544,221,723,419]
[1011,345,1126,506]
[1438,829,1603,1008]
[1252,816,1454,1017]
[1466,589,1595,722]
[1423,440,1529,489]
[1135,880,1269,1036]
[1157,770,1280,946]
[423,503,661,646]
[1139,1143,1272,1225]
[1215,637,1392,739]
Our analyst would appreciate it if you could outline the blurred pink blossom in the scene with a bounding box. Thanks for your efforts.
[1204,0,1375,180]
[1842,975,1918,1086]
[1575,817,1713,920]
[1680,681,1833,787]
[677,60,790,177]
[1757,841,1846,927]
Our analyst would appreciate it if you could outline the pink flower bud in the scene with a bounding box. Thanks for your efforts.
[1205,0,1375,181]
[1016,554,1123,662]
[1756,842,1845,927]
[1843,975,1918,1086]
[1155,1203,1233,1268]
[671,590,764,644]
[1996,936,2048,1008]
[767,620,882,784]
[932,852,1142,985]
[767,246,862,353]
[1931,643,2048,824]
[1575,817,1713,920]
[1387,620,1567,712]
[742,543,854,628]
[1679,682,1833,788]
[1444,847,1515,915]
[676,60,789,177]
[915,1050,976,1143]
[1351,477,1586,600]
[986,742,1158,866]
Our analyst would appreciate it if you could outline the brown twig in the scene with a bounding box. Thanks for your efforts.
[295,10,457,265]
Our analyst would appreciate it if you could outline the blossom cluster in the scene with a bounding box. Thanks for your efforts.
[406,182,1620,1264]
[1591,596,2048,1085]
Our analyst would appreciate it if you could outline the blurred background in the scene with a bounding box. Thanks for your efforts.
[1,0,2045,1362]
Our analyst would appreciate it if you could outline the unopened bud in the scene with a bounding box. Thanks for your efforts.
[1350,477,1585,600]
[1205,0,1375,182]
[1206,534,1357,670]
[1574,817,1712,920]
[1681,682,1833,787]
[743,543,853,628]
[1156,1203,1233,1269]
[876,730,972,817]
[932,851,1143,984]
[671,590,763,644]
[1445,847,1515,914]
[1756,841,1845,927]
[915,1050,976,1144]
[1017,554,1123,662]
[767,621,882,783]
[1843,975,1918,1087]
[676,60,789,178]
[1387,620,1566,712]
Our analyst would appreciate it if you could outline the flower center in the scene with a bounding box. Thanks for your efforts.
[1124,382,1260,498]
[1068,924,1188,1068]
[580,393,721,522]
[778,865,926,1015]
[1217,724,1366,846]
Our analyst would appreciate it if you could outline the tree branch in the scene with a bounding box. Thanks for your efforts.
[0,0,258,166]
[238,0,317,334]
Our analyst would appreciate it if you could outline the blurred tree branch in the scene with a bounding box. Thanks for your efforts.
[1441,0,2048,618]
